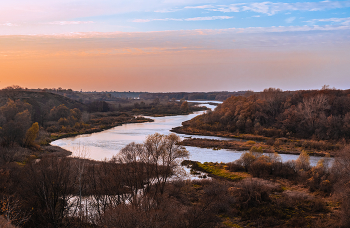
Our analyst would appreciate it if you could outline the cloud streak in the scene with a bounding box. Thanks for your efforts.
[285,17,296,23]
[307,17,350,25]
[47,21,94,25]
[0,0,215,23]
[133,16,233,23]
[0,23,18,26]
[193,0,350,15]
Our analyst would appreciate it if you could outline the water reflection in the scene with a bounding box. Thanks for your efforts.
[51,101,332,166]
[187,146,333,166]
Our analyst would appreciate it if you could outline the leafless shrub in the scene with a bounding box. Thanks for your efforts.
[331,145,350,227]
[226,161,245,172]
[249,156,272,178]
[232,178,280,208]
[283,190,314,201]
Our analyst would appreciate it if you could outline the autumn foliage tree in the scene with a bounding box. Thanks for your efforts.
[0,99,32,147]
[23,122,39,147]
[185,88,350,141]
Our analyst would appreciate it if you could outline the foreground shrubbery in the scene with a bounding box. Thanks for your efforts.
[224,151,336,195]
[186,147,350,227]
[2,135,350,227]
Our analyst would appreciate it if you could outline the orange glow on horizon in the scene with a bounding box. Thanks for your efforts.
[1,32,350,92]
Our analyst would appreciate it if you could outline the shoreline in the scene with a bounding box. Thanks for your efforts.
[47,113,334,159]
[46,118,154,149]
[41,145,73,157]
[173,126,335,157]
[50,118,153,142]
[36,118,154,158]
[171,126,268,141]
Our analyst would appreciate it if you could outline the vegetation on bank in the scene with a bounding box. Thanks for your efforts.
[0,133,192,227]
[3,86,350,227]
[0,88,205,164]
[110,99,206,117]
[178,137,336,157]
[181,149,350,227]
[175,87,350,156]
[2,135,350,227]
[182,160,249,181]
[139,91,248,101]
[181,87,350,140]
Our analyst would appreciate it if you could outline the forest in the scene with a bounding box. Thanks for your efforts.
[0,87,204,150]
[1,87,350,227]
[181,88,350,141]
[139,91,248,101]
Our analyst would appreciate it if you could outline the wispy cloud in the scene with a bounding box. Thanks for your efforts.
[17,24,350,40]
[133,16,233,23]
[235,25,350,33]
[0,23,18,26]
[209,4,245,13]
[285,17,296,23]
[154,8,182,13]
[132,19,152,23]
[191,1,350,16]
[154,18,184,21]
[47,21,94,25]
[185,16,233,21]
[306,17,350,25]
[184,5,215,9]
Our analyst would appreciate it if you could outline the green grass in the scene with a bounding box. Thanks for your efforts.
[196,162,243,181]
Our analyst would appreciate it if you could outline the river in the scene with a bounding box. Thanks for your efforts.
[51,101,332,166]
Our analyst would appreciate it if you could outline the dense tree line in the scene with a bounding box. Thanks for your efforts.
[0,91,200,151]
[0,98,85,148]
[113,99,203,116]
[140,91,247,101]
[185,88,350,141]
[0,99,37,147]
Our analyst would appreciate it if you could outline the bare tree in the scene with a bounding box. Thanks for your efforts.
[116,133,189,201]
[0,195,31,227]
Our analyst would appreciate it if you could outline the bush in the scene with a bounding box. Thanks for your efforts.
[250,146,263,153]
[226,161,245,172]
[249,156,272,178]
[232,178,280,209]
[266,138,275,146]
[239,152,256,171]
[271,161,297,179]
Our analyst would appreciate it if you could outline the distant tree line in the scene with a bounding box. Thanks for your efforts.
[140,91,248,101]
[185,88,350,141]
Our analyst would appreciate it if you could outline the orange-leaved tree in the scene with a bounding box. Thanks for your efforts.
[24,122,39,147]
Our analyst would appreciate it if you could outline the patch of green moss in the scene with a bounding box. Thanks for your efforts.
[196,162,243,181]
[223,220,243,228]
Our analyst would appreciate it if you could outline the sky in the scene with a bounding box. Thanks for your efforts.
[1,0,350,92]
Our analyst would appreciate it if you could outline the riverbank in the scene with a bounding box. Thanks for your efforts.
[172,126,268,141]
[41,145,73,157]
[173,126,338,157]
[46,116,153,144]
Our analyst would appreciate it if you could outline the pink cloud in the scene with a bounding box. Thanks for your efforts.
[47,21,94,25]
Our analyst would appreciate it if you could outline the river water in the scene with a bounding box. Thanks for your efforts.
[51,101,332,166]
